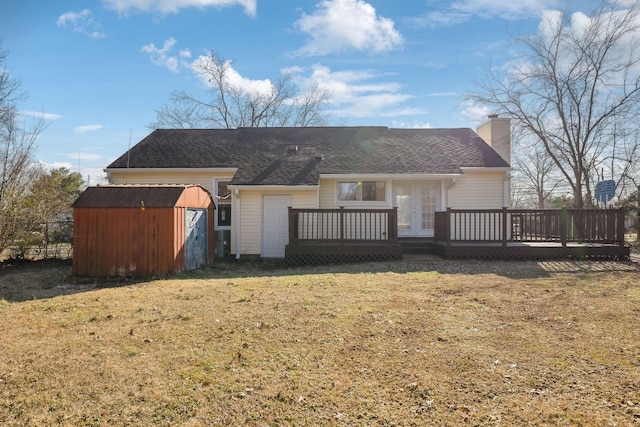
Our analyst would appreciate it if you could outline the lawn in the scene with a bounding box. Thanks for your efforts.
[0,258,639,426]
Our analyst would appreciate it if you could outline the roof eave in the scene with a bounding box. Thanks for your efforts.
[228,184,319,190]
[105,167,239,174]
[320,173,464,180]
[460,167,511,172]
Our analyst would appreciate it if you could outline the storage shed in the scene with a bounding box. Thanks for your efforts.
[72,184,215,276]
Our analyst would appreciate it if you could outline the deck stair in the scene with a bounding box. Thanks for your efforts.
[399,237,437,255]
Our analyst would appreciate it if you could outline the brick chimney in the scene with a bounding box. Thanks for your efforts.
[476,114,511,165]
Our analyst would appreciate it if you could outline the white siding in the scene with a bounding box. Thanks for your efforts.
[319,178,337,208]
[449,171,507,209]
[108,170,232,194]
[234,188,318,256]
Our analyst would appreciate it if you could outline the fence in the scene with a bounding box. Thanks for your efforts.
[288,207,398,243]
[434,208,626,247]
[2,219,73,260]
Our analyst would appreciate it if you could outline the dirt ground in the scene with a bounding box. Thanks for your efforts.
[0,257,639,426]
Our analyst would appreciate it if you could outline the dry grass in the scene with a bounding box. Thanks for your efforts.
[1,258,639,426]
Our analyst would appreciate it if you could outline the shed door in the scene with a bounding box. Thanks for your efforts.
[262,195,291,258]
[185,209,207,270]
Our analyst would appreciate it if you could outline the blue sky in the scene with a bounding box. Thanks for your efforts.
[1,0,606,184]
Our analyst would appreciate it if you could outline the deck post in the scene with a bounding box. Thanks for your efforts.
[389,207,398,242]
[339,206,345,245]
[501,207,508,247]
[446,208,451,247]
[618,208,626,247]
[560,208,568,247]
[288,207,296,244]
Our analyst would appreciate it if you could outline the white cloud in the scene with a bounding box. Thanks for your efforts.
[39,161,107,186]
[103,0,257,16]
[20,110,63,120]
[281,65,305,75]
[292,0,404,56]
[532,5,640,82]
[290,64,424,118]
[191,55,273,96]
[538,9,563,39]
[57,9,106,38]
[452,0,559,19]
[40,161,74,170]
[429,92,457,97]
[460,99,491,123]
[413,0,559,28]
[391,120,433,128]
[81,168,109,186]
[74,125,104,134]
[141,38,186,72]
[611,0,638,6]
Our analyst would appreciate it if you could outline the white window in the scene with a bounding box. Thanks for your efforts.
[337,181,385,202]
[216,180,232,228]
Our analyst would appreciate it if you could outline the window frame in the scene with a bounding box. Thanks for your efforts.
[214,179,233,229]
[336,180,387,204]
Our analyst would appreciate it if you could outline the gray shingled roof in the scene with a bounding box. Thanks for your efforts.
[106,127,509,186]
[72,185,197,208]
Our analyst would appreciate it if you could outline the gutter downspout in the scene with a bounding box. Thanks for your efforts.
[235,189,241,260]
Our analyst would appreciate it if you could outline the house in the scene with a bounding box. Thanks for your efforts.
[105,115,512,259]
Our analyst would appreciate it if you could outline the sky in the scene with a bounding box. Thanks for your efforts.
[0,0,610,184]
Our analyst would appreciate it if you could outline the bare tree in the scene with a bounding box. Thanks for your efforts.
[469,2,640,208]
[0,41,45,255]
[511,139,562,208]
[149,52,332,129]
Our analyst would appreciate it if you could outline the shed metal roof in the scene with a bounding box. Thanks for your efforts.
[72,185,203,208]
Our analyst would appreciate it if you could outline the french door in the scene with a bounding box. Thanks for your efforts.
[394,183,438,237]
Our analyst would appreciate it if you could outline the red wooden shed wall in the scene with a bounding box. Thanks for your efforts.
[72,185,214,277]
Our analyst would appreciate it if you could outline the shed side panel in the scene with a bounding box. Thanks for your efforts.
[158,210,170,274]
[144,209,156,275]
[128,208,141,275]
[174,207,185,273]
[176,186,214,209]
[208,205,215,264]
[150,209,175,276]
[115,208,130,275]
[137,209,150,275]
[105,208,119,276]
[90,208,103,275]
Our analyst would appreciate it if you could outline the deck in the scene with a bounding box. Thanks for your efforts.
[285,207,631,265]
[433,241,629,261]
[433,208,630,261]
[285,207,402,265]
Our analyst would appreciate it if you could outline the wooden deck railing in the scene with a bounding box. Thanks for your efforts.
[288,207,398,244]
[434,208,626,247]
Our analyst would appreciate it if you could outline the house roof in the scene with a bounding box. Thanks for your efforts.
[106,127,510,186]
[72,184,204,208]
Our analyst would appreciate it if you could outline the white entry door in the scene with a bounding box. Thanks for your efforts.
[262,195,292,258]
[394,183,438,237]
